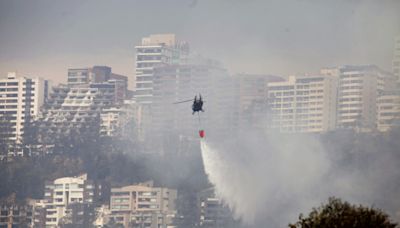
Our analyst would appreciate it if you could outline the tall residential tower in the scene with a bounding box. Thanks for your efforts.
[134,34,189,104]
[0,72,49,150]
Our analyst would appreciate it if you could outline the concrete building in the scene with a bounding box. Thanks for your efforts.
[335,65,396,130]
[109,181,177,228]
[38,84,116,140]
[0,72,49,152]
[67,68,95,87]
[232,74,283,130]
[68,66,112,86]
[393,36,400,81]
[267,74,338,133]
[29,199,46,228]
[67,66,128,102]
[0,199,47,228]
[377,90,400,132]
[134,34,189,142]
[134,34,189,103]
[0,204,33,228]
[44,174,100,227]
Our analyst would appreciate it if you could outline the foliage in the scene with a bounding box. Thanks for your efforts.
[289,197,398,228]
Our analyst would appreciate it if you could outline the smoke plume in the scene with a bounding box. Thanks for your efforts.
[200,129,400,227]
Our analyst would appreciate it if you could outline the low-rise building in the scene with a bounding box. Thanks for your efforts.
[44,174,100,227]
[109,181,177,228]
[0,204,33,228]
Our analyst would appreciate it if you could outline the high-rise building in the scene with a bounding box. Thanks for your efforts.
[393,36,400,81]
[134,34,189,104]
[134,34,189,142]
[0,72,49,150]
[109,181,177,228]
[377,90,400,132]
[335,65,396,130]
[44,174,100,227]
[232,74,283,130]
[267,74,338,133]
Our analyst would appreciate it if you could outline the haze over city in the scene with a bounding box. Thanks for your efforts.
[1,1,400,228]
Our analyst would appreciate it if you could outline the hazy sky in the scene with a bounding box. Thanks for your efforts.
[0,0,399,84]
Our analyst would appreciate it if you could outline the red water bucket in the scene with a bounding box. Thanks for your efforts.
[199,130,205,138]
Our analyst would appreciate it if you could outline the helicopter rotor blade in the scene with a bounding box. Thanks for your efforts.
[173,99,194,104]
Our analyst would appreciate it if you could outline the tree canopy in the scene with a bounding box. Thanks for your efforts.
[289,197,398,228]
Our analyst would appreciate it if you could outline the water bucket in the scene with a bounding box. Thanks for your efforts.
[199,130,205,138]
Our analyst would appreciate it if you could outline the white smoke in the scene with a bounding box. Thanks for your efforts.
[200,129,400,227]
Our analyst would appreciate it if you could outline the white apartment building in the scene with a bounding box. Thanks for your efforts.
[393,36,400,81]
[134,34,189,104]
[377,90,400,132]
[109,181,177,228]
[44,174,97,227]
[0,72,49,146]
[267,75,338,133]
[335,65,395,130]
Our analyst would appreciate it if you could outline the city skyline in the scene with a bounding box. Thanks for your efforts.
[1,0,400,84]
[1,1,400,227]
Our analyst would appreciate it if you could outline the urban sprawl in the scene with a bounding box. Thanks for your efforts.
[0,34,400,228]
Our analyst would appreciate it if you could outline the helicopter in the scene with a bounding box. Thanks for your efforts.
[173,94,205,138]
[173,94,204,115]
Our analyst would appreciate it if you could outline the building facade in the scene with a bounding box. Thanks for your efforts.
[44,174,99,227]
[336,65,395,130]
[67,66,128,102]
[267,75,338,133]
[0,72,49,153]
[37,85,116,141]
[377,90,400,132]
[0,204,33,228]
[134,34,189,104]
[109,181,177,228]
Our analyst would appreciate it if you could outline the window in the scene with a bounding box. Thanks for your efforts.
[54,184,63,189]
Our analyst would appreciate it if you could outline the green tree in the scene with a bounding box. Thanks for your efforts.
[289,197,397,228]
